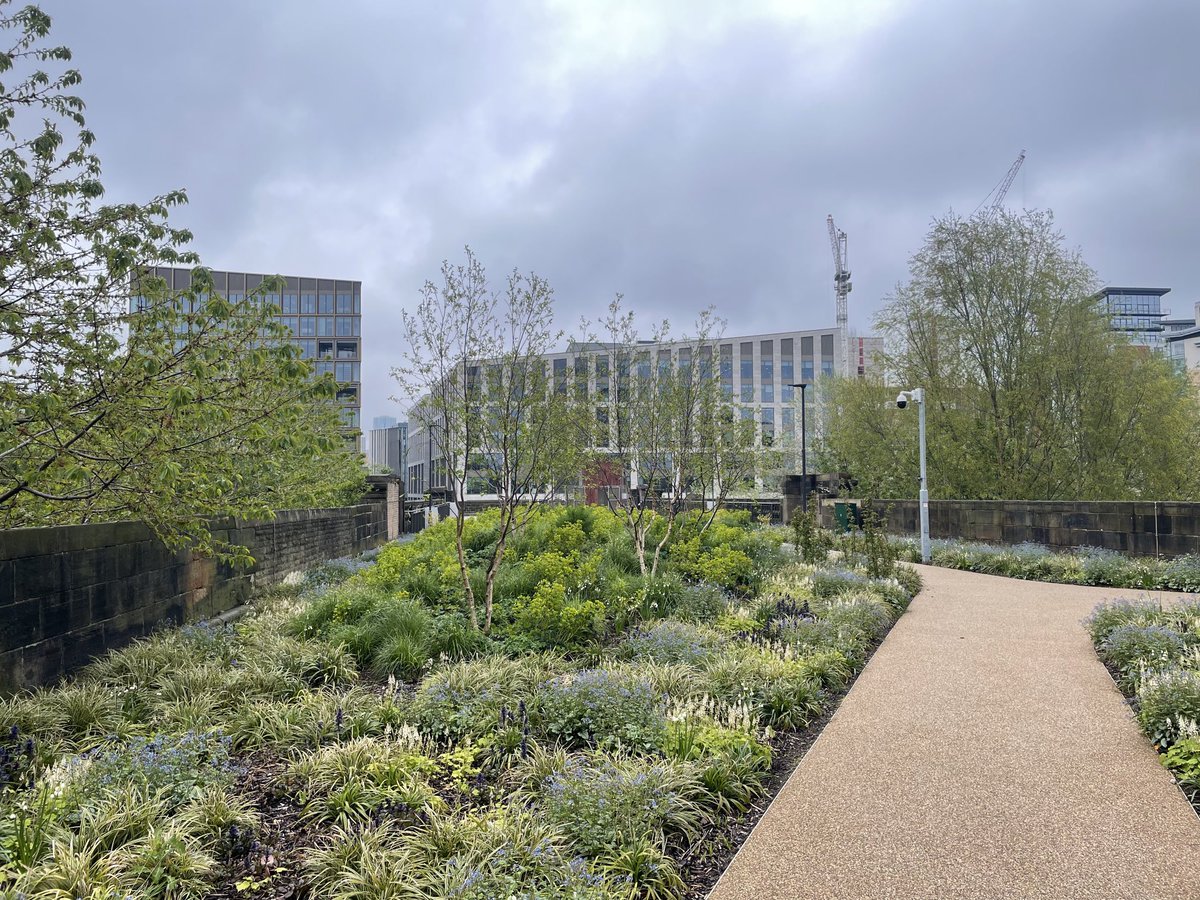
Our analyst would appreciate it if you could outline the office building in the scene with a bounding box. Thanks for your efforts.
[406,326,865,501]
[136,267,362,433]
[1165,300,1200,385]
[372,415,398,430]
[368,422,407,475]
[1094,287,1170,351]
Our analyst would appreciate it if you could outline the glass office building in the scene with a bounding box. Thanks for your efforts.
[1094,287,1170,351]
[135,267,362,433]
[406,327,863,501]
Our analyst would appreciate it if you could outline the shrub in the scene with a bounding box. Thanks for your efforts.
[1085,600,1167,645]
[1137,668,1200,749]
[672,582,728,623]
[1161,736,1200,795]
[537,669,666,751]
[671,540,755,592]
[1161,555,1200,593]
[616,621,724,666]
[596,835,687,900]
[414,655,566,742]
[68,732,234,813]
[285,737,442,829]
[1099,624,1186,688]
[533,753,705,857]
[115,825,215,900]
[512,582,606,649]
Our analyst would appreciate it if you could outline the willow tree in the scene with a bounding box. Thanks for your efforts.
[0,4,363,558]
[823,208,1200,500]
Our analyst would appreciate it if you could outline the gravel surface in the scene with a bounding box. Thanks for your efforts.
[709,565,1200,899]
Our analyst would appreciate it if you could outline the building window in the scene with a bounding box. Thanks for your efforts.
[553,357,567,394]
[299,317,316,337]
[595,406,609,448]
[336,293,353,314]
[300,293,316,313]
[336,340,358,359]
[319,293,334,314]
[261,293,280,312]
[336,317,360,336]
[781,338,794,401]
[280,316,299,334]
[821,333,835,376]
[740,342,753,402]
[782,407,795,443]
[760,340,774,403]
[318,316,334,336]
[574,356,589,398]
[336,385,358,403]
[720,344,733,398]
[761,407,774,446]
[281,293,298,314]
[298,339,316,359]
[596,354,610,399]
[335,362,360,382]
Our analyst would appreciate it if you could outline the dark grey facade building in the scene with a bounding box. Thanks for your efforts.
[368,423,407,476]
[137,267,363,434]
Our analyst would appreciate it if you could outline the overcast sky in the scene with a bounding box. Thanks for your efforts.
[46,0,1200,425]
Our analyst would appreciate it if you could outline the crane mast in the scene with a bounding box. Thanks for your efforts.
[976,150,1026,213]
[827,214,851,373]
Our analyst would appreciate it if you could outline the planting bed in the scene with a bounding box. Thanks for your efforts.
[888,536,1200,592]
[1087,597,1200,815]
[0,508,918,899]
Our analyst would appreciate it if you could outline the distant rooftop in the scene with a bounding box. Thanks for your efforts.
[1092,286,1171,297]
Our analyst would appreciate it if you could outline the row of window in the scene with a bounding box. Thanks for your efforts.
[131,293,361,317]
[294,339,359,360]
[278,316,361,337]
[541,342,836,403]
[274,293,360,315]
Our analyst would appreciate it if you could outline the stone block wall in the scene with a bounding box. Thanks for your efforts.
[0,500,394,693]
[822,499,1200,558]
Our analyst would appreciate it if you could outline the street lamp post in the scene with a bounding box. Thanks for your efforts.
[787,383,810,513]
[896,387,930,563]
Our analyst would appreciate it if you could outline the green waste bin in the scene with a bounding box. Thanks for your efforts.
[833,501,863,532]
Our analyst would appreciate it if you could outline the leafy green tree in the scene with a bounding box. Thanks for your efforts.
[0,3,364,558]
[823,208,1200,500]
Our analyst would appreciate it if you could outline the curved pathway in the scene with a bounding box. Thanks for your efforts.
[709,565,1200,900]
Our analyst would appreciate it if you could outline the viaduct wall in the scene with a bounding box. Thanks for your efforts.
[0,476,403,692]
[824,499,1200,558]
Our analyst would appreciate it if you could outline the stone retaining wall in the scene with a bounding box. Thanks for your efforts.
[825,499,1200,558]
[0,496,397,693]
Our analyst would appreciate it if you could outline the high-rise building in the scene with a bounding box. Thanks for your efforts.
[406,326,869,501]
[136,267,363,433]
[1094,287,1170,351]
[372,415,398,430]
[1165,300,1200,385]
[368,423,407,475]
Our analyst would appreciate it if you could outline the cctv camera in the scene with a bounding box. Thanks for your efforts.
[896,393,908,409]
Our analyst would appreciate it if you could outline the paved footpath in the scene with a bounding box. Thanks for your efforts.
[709,565,1200,900]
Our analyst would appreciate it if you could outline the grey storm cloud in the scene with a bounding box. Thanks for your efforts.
[44,0,1200,424]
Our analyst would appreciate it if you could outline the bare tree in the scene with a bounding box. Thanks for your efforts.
[582,298,748,578]
[396,249,583,631]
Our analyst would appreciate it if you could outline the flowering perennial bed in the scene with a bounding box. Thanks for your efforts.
[0,508,918,899]
[1087,598,1200,813]
[889,536,1200,592]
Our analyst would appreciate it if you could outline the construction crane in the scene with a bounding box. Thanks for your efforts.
[827,214,851,372]
[975,150,1026,213]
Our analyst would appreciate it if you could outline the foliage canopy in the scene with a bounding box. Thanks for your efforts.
[822,208,1200,500]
